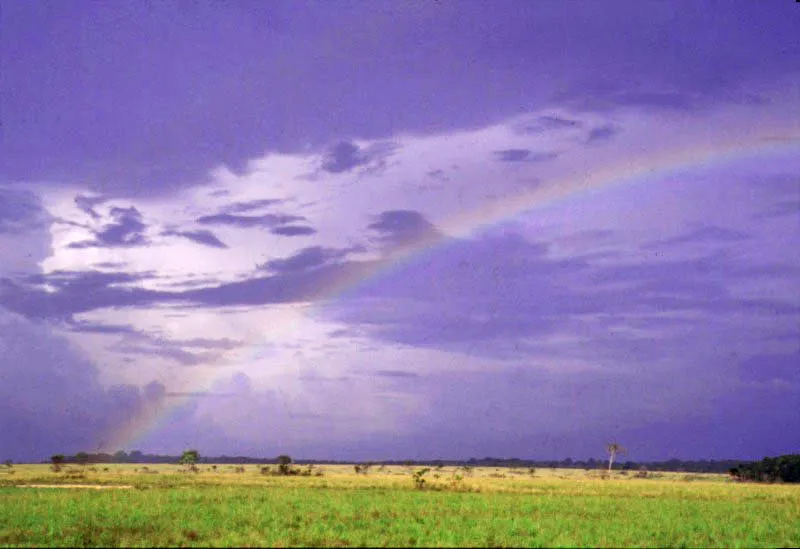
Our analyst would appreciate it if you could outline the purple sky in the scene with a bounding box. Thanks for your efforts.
[1,1,799,462]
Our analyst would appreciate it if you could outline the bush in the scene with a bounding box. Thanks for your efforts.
[449,472,464,489]
[354,463,373,475]
[412,468,430,490]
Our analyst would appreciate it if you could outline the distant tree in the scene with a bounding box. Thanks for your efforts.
[4,460,13,469]
[113,450,128,463]
[75,452,90,466]
[605,440,626,473]
[51,454,65,472]
[277,455,293,475]
[179,449,200,472]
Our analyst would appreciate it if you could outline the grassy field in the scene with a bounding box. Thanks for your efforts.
[1,464,798,547]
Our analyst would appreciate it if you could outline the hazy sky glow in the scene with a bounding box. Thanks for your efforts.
[1,1,799,462]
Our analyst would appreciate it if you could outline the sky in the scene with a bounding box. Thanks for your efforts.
[1,0,798,463]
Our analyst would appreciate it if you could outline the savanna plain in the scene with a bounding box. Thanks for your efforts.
[1,464,798,548]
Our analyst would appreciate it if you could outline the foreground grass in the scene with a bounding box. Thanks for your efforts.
[1,465,798,547]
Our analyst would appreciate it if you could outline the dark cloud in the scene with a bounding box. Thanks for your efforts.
[224,198,284,213]
[162,229,228,249]
[196,213,306,228]
[74,194,106,220]
[0,188,46,234]
[64,320,139,335]
[493,149,558,163]
[93,326,237,367]
[0,309,169,461]
[0,270,162,320]
[263,246,353,274]
[4,2,798,194]
[368,210,442,249]
[373,370,419,379]
[426,169,449,181]
[514,115,583,134]
[109,341,211,366]
[171,338,241,350]
[322,141,368,174]
[642,226,751,250]
[270,225,317,237]
[68,206,148,248]
[585,124,619,144]
[320,141,398,175]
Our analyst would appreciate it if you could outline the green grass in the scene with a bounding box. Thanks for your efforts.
[1,465,798,547]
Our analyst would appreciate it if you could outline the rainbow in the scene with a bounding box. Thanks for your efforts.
[314,134,799,304]
[107,133,799,453]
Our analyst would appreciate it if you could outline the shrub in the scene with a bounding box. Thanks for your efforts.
[300,465,315,477]
[412,468,430,490]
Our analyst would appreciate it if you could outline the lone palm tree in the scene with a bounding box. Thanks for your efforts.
[605,440,626,472]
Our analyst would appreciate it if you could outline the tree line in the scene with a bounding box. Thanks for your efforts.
[728,455,800,483]
[33,450,781,475]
